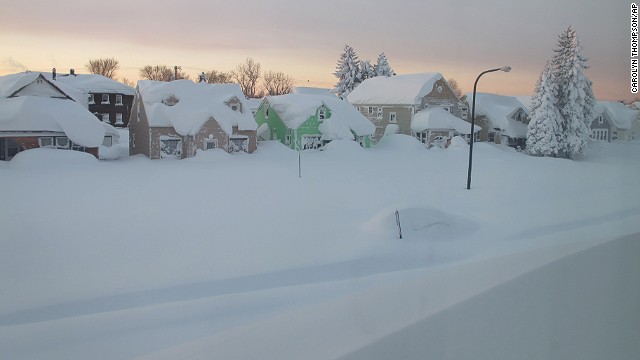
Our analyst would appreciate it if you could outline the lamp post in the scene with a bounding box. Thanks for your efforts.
[466,66,511,190]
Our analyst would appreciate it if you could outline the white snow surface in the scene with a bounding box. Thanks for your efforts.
[467,92,529,137]
[0,96,106,147]
[52,73,135,95]
[292,86,337,97]
[1,139,639,360]
[137,80,257,136]
[411,107,481,134]
[347,73,443,105]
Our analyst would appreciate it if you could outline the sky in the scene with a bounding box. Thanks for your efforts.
[0,0,631,101]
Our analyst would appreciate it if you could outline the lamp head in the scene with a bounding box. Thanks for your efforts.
[500,66,512,73]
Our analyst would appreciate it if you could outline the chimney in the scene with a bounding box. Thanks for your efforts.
[52,67,56,80]
[70,68,75,76]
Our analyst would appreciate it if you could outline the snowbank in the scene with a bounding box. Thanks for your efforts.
[373,134,425,151]
[9,148,99,169]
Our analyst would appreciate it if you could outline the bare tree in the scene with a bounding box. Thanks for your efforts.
[85,58,119,79]
[263,71,294,95]
[233,58,262,98]
[139,65,174,81]
[121,77,135,87]
[203,69,234,84]
[448,78,464,99]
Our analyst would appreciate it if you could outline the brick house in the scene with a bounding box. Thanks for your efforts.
[129,80,258,159]
[464,92,530,149]
[52,72,135,128]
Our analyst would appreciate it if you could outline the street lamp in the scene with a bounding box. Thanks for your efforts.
[466,66,511,190]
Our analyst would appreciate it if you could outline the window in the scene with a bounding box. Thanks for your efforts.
[88,94,95,104]
[115,113,123,125]
[56,137,70,149]
[39,137,54,148]
[377,107,383,119]
[598,116,604,124]
[265,107,270,119]
[229,136,249,153]
[102,113,110,123]
[116,94,123,105]
[318,108,326,120]
[102,136,113,147]
[302,135,322,150]
[101,94,110,104]
[389,112,397,123]
[205,139,218,150]
[231,105,239,111]
[368,106,374,115]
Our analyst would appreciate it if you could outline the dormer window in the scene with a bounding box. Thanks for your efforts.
[225,97,242,112]
[162,95,179,106]
[318,107,326,120]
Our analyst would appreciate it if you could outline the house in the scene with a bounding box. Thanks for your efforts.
[590,101,640,142]
[254,93,375,149]
[411,107,481,148]
[346,73,468,144]
[465,93,530,149]
[0,72,109,160]
[53,72,135,128]
[129,80,258,159]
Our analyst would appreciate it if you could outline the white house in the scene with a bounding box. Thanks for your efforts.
[0,72,110,160]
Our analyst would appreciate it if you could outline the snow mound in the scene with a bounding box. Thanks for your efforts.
[364,206,478,241]
[322,139,364,153]
[374,134,425,152]
[448,135,469,149]
[9,148,98,170]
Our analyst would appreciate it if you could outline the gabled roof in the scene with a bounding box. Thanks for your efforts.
[137,80,258,136]
[347,73,444,105]
[53,73,135,95]
[265,93,375,139]
[411,107,481,134]
[0,96,105,147]
[595,101,639,130]
[0,72,90,106]
[467,93,529,137]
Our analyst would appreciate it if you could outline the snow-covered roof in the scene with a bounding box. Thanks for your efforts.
[266,94,375,139]
[467,92,529,138]
[0,72,88,105]
[53,74,135,95]
[137,80,258,136]
[411,107,481,134]
[595,101,639,130]
[347,73,444,105]
[292,87,337,98]
[0,96,105,147]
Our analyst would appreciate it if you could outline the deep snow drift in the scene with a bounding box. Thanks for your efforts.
[1,136,639,359]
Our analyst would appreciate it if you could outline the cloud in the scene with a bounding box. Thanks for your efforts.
[1,57,27,71]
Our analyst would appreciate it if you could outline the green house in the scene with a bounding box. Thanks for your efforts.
[254,94,374,149]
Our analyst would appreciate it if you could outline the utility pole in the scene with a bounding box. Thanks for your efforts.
[174,66,181,81]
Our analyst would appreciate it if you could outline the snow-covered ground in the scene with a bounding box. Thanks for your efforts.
[1,135,639,359]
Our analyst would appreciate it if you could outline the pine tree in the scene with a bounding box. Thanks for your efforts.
[526,62,562,156]
[360,60,376,81]
[333,45,362,98]
[551,26,594,158]
[374,52,396,77]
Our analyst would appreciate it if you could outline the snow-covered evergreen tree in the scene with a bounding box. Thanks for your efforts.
[333,45,362,98]
[551,26,594,158]
[374,52,396,77]
[360,60,376,81]
[526,62,562,156]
